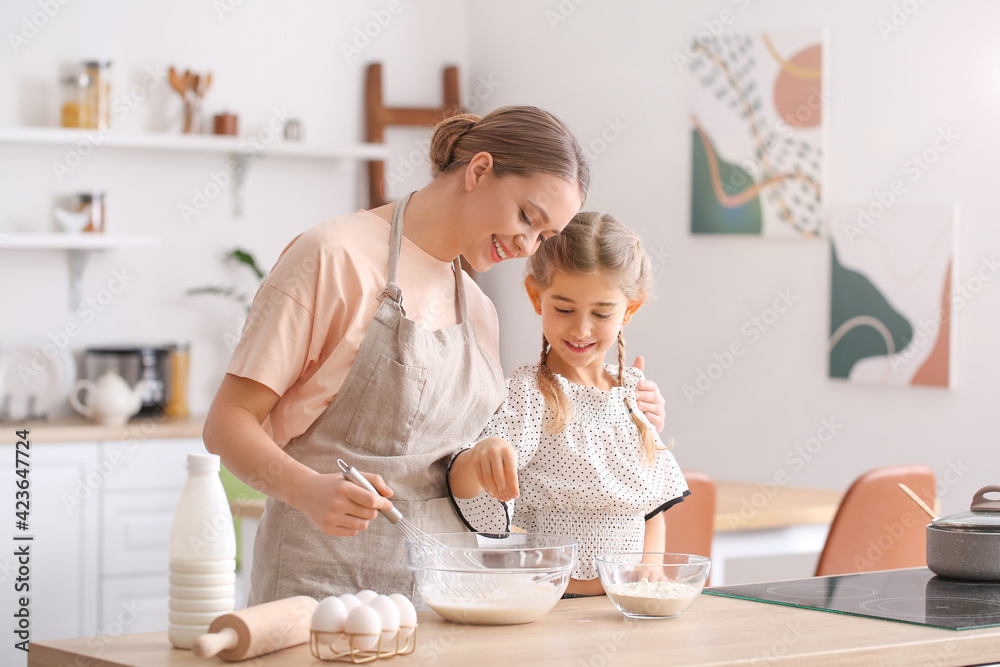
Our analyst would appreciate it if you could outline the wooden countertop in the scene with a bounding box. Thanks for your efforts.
[231,481,845,533]
[0,414,206,445]
[27,586,1000,666]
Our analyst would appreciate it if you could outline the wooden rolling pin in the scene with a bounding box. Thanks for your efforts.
[192,596,318,661]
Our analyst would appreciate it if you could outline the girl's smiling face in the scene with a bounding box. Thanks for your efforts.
[525,269,644,387]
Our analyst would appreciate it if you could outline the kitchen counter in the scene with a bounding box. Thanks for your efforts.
[0,414,206,445]
[27,591,1000,666]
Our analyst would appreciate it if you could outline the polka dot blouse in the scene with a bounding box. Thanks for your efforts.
[450,363,689,580]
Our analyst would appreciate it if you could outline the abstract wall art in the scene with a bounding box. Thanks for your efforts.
[687,28,824,237]
[828,204,957,388]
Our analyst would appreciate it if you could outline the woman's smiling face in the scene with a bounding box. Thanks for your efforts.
[457,155,582,273]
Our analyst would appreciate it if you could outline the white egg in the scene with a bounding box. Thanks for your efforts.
[338,593,362,614]
[367,595,400,642]
[355,589,378,604]
[311,596,347,645]
[344,605,382,651]
[388,593,417,640]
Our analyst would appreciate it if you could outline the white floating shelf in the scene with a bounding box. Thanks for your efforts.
[0,126,389,160]
[0,232,160,250]
[0,233,161,307]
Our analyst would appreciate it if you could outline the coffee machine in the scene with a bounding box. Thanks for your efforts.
[83,346,172,416]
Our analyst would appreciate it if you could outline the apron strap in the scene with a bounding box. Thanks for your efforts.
[383,191,472,328]
[453,258,471,325]
[379,191,411,316]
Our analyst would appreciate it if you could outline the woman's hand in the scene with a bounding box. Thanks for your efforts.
[294,470,395,537]
[450,437,519,502]
[632,355,666,433]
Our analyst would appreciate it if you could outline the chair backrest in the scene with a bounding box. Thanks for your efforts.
[663,470,717,559]
[814,465,936,577]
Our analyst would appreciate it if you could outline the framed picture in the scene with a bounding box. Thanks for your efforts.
[687,28,825,237]
[829,204,958,388]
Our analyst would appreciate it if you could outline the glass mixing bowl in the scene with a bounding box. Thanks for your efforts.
[595,552,711,619]
[405,532,577,625]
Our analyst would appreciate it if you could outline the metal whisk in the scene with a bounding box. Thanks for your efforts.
[338,458,492,596]
[337,459,446,547]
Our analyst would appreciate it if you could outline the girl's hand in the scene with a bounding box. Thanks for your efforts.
[565,577,606,596]
[635,558,670,583]
[468,437,519,502]
[294,470,395,537]
[632,355,666,433]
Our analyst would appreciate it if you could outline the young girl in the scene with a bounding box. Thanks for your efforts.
[448,212,688,596]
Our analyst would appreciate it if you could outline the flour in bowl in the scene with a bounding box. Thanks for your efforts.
[604,579,700,617]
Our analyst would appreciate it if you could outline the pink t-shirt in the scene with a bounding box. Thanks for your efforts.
[226,209,502,446]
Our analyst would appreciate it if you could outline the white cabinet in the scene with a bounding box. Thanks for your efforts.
[0,440,99,667]
[97,438,203,633]
[0,433,235,657]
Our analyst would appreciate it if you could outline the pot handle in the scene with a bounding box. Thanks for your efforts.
[971,485,1000,512]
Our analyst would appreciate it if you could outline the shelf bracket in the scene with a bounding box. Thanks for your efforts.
[67,249,87,310]
[230,152,255,217]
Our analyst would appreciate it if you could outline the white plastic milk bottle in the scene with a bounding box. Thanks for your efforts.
[167,452,237,649]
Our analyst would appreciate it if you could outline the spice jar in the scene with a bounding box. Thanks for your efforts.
[83,60,112,130]
[60,72,91,128]
[76,193,105,232]
[165,343,190,418]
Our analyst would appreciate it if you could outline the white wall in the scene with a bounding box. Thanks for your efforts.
[3,1,997,516]
[0,0,470,413]
[468,0,1000,516]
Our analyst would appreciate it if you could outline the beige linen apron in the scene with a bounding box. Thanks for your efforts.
[248,192,505,605]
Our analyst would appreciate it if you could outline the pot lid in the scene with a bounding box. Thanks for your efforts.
[931,485,1000,531]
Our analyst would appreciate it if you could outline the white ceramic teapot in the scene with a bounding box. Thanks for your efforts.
[70,370,149,426]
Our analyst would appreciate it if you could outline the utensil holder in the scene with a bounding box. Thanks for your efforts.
[309,626,417,663]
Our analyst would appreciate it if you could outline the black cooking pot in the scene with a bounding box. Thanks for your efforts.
[926,485,1000,581]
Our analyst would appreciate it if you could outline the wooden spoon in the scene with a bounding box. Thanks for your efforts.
[167,67,187,97]
[898,483,937,520]
[198,72,213,97]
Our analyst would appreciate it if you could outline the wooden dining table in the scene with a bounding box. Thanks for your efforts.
[711,480,844,584]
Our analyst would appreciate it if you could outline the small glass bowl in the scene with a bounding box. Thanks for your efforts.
[595,553,711,619]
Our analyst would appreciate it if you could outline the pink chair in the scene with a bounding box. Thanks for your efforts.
[664,470,717,560]
[814,465,936,577]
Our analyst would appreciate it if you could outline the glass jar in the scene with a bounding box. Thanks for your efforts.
[75,192,105,232]
[83,60,112,130]
[165,343,190,418]
[60,72,91,128]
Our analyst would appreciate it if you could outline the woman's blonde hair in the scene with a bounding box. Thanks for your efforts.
[429,106,590,201]
[526,212,660,461]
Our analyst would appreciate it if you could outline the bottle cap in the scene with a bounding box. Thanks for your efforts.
[187,453,220,472]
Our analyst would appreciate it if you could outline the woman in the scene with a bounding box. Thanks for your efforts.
[203,106,665,604]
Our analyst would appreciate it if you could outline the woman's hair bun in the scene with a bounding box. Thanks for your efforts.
[429,113,481,177]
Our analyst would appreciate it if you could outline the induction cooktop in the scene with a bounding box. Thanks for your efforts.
[704,568,1000,630]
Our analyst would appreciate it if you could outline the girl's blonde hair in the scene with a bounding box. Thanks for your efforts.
[526,212,660,461]
[429,106,590,201]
